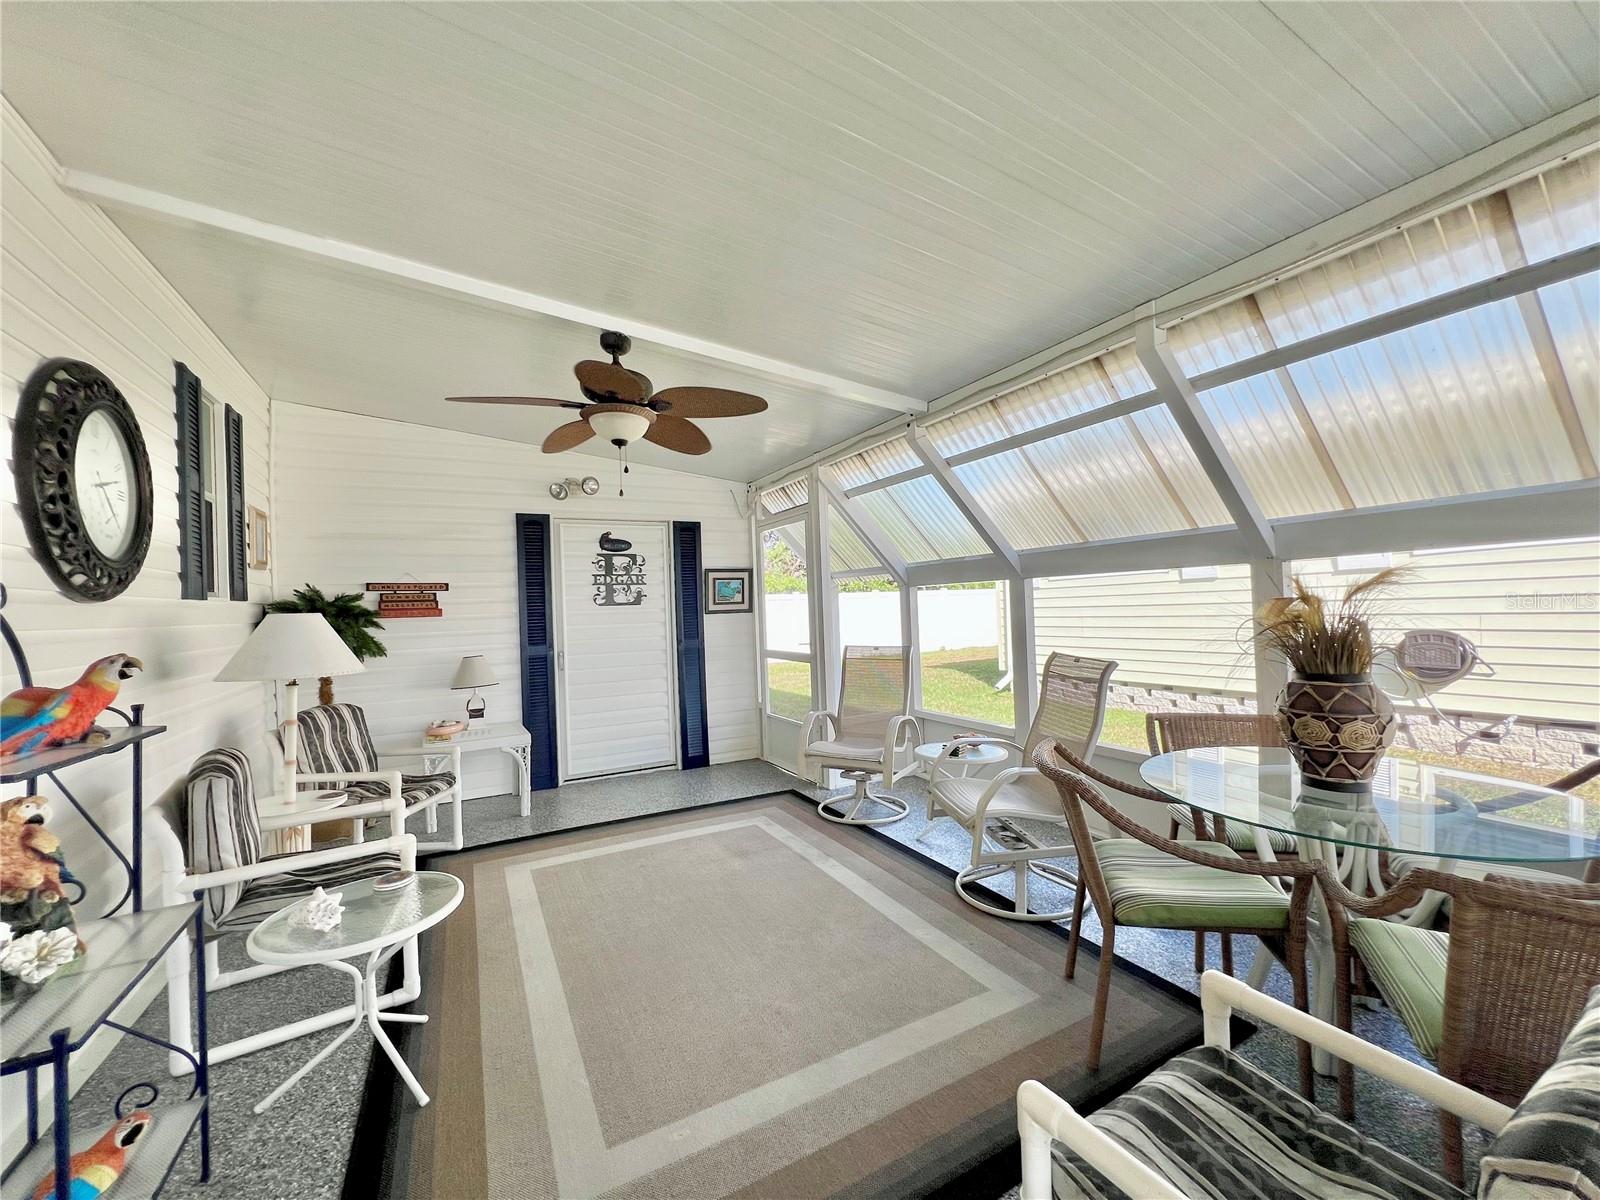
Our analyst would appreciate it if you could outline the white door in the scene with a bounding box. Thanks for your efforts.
[555,521,678,781]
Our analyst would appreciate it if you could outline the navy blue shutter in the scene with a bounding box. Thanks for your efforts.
[174,362,206,599]
[224,404,247,600]
[673,521,710,769]
[516,514,559,790]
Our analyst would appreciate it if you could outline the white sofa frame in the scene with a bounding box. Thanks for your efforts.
[1016,970,1515,1200]
[150,771,420,1075]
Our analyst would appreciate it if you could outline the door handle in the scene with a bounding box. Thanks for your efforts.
[557,648,565,671]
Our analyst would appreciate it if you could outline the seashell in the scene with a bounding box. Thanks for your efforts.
[289,886,345,933]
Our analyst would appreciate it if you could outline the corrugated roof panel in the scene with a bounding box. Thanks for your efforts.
[1282,295,1591,510]
[1127,406,1234,529]
[951,453,1083,551]
[853,476,989,563]
[831,436,923,490]
[1195,373,1349,518]
[759,477,809,517]
[827,505,881,574]
[1507,153,1600,261]
[925,346,1144,458]
[1539,277,1600,462]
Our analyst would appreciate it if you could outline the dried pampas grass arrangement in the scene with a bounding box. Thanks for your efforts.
[1254,568,1407,677]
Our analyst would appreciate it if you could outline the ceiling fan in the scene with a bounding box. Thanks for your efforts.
[447,330,768,493]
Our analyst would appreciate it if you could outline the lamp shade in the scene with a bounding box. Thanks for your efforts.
[215,613,365,682]
[451,655,498,690]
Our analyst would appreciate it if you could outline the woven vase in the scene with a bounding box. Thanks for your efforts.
[1275,673,1396,792]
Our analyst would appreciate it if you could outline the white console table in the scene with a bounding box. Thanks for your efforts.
[418,722,533,816]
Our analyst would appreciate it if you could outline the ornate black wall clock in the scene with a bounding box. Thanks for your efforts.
[13,358,154,602]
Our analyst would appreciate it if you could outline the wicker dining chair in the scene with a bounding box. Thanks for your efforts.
[799,645,919,826]
[1319,864,1600,1184]
[924,653,1113,921]
[1034,740,1320,1094]
[1147,712,1294,975]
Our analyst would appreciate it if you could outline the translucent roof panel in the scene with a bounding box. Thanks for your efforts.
[953,406,1231,548]
[830,436,923,491]
[1197,286,1600,517]
[759,477,808,518]
[1167,152,1597,378]
[853,475,990,563]
[827,503,882,574]
[925,344,1155,458]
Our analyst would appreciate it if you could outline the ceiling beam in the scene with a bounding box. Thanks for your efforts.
[61,169,927,417]
[1136,318,1275,559]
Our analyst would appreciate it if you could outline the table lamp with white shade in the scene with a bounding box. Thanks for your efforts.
[216,613,365,799]
[451,655,498,720]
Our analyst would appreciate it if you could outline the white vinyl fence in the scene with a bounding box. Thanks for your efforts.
[765,590,999,655]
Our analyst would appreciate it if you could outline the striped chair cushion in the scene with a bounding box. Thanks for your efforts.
[1051,1045,1469,1200]
[1479,985,1600,1200]
[216,850,405,932]
[1167,803,1297,854]
[186,748,262,928]
[1098,839,1290,930]
[295,703,380,776]
[344,772,456,808]
[1349,919,1448,1062]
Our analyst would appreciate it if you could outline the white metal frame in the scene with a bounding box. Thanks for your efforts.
[1017,971,1516,1200]
[148,780,421,1075]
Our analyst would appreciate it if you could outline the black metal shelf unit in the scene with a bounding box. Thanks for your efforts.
[0,590,210,1199]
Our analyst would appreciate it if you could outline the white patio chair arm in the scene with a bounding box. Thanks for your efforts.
[291,769,405,835]
[883,714,920,768]
[797,710,839,776]
[1197,971,1513,1132]
[929,737,1023,788]
[258,798,403,831]
[173,833,418,894]
[1017,1079,1182,1200]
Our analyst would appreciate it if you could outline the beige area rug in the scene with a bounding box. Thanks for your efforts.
[371,796,1203,1199]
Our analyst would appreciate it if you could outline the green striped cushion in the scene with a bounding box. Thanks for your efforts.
[1051,1045,1470,1200]
[1167,803,1297,855]
[1098,840,1290,930]
[1480,986,1600,1200]
[1349,919,1447,1062]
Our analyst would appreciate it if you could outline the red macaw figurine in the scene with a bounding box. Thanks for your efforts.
[0,654,143,759]
[30,1110,151,1200]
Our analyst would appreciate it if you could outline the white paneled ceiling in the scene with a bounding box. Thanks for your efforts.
[106,212,881,481]
[3,1,1595,478]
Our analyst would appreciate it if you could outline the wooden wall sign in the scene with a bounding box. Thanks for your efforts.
[366,580,448,618]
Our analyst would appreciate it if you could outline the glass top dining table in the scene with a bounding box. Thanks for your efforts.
[1140,747,1600,865]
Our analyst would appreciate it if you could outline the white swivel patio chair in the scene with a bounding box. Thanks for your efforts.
[291,702,464,853]
[152,747,420,1074]
[799,645,920,826]
[926,652,1114,921]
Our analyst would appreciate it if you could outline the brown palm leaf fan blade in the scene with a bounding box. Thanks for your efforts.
[444,396,585,408]
[574,359,649,403]
[644,413,711,455]
[542,420,595,453]
[650,387,767,418]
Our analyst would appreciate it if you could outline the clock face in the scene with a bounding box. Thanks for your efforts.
[75,407,139,558]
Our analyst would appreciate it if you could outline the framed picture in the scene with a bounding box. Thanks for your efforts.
[703,568,752,615]
[247,505,271,569]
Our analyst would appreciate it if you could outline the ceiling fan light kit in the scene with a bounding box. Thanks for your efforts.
[446,329,769,496]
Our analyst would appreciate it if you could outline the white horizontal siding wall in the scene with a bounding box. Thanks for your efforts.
[1,102,272,1156]
[271,404,759,786]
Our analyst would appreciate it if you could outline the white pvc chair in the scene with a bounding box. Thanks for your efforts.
[152,747,420,1075]
[927,652,1114,921]
[799,645,920,826]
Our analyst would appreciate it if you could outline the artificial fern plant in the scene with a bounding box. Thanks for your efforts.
[263,584,387,704]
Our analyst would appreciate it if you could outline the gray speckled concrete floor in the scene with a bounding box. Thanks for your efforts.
[73,762,1473,1199]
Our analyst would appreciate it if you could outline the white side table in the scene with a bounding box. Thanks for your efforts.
[414,722,533,817]
[257,790,348,856]
[914,741,1009,778]
[245,871,463,1111]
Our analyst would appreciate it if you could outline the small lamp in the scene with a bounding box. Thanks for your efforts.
[451,655,498,720]
[216,613,364,800]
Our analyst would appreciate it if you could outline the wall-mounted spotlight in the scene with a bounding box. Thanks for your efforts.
[549,476,601,501]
